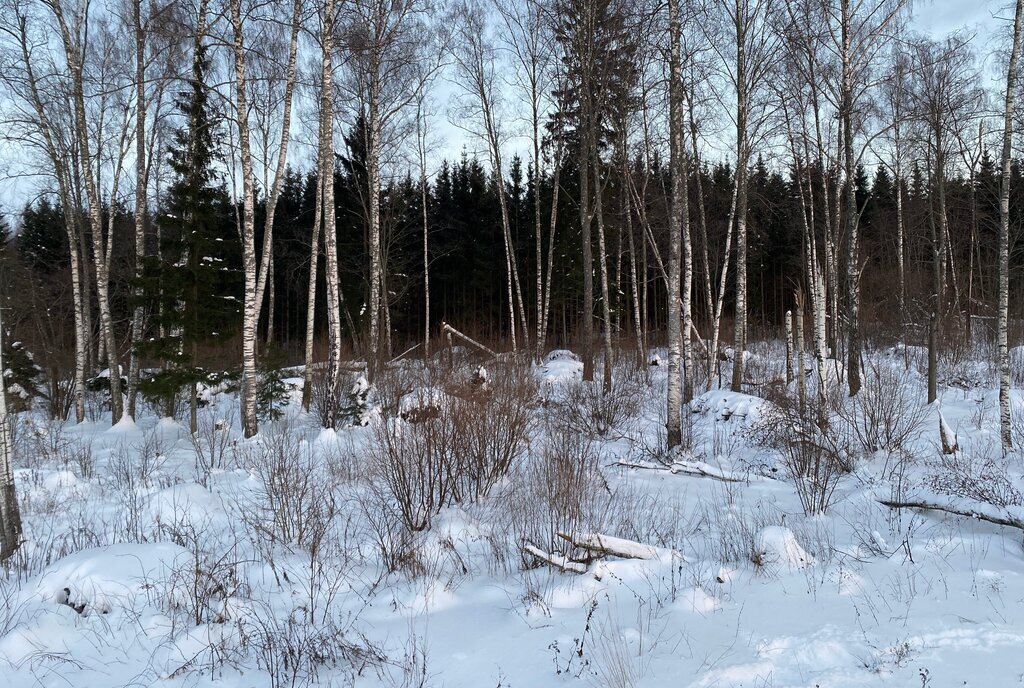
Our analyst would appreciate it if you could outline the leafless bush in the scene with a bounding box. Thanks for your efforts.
[448,364,535,499]
[17,417,68,471]
[507,425,613,563]
[926,450,1023,509]
[361,488,425,576]
[752,397,850,515]
[161,519,246,627]
[309,366,342,428]
[191,407,238,484]
[46,375,76,422]
[368,364,536,533]
[239,603,384,688]
[838,361,928,454]
[236,434,337,551]
[369,407,460,534]
[589,609,650,688]
[698,490,784,567]
[382,627,434,688]
[548,374,645,440]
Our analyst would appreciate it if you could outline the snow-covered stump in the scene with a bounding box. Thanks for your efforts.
[785,310,794,385]
[939,410,959,455]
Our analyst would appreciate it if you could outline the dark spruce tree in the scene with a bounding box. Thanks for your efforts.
[135,33,240,431]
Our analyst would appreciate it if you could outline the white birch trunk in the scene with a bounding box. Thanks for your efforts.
[0,301,21,560]
[229,0,260,438]
[302,158,324,412]
[666,0,684,449]
[51,4,124,424]
[126,0,147,421]
[323,0,343,424]
[998,0,1022,450]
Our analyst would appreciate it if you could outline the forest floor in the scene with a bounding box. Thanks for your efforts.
[1,342,1024,687]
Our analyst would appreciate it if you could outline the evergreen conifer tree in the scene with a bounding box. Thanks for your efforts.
[136,26,240,430]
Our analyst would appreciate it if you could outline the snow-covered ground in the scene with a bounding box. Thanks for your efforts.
[2,343,1024,687]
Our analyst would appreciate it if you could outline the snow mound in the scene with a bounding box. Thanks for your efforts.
[146,482,226,531]
[753,526,815,570]
[537,350,583,396]
[34,543,191,615]
[544,349,580,363]
[691,390,770,424]
[108,414,138,433]
[399,387,452,421]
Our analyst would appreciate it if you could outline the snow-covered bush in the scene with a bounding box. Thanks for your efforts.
[2,338,42,412]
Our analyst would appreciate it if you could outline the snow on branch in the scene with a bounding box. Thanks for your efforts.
[878,494,1024,532]
[521,543,588,574]
[557,532,660,560]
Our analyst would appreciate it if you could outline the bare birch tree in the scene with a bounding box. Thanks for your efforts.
[0,301,21,560]
[998,0,1023,450]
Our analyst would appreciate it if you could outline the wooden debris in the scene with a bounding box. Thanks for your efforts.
[557,532,659,560]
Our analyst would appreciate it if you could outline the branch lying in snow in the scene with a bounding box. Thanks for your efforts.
[878,496,1024,531]
[557,532,659,560]
[521,543,588,574]
[616,458,771,483]
[669,460,761,482]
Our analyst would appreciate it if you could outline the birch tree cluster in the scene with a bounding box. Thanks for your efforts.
[0,0,1022,455]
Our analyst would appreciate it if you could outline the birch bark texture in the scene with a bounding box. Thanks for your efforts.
[998,0,1023,451]
[0,301,22,561]
[666,0,684,449]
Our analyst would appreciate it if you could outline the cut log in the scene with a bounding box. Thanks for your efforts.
[557,532,658,560]
[521,543,588,574]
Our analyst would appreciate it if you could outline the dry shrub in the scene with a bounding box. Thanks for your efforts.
[548,373,645,440]
[506,425,613,564]
[838,361,928,455]
[191,407,238,484]
[370,409,460,533]
[448,363,536,498]
[239,602,384,688]
[369,363,536,533]
[235,433,338,552]
[752,396,850,515]
[926,449,1022,509]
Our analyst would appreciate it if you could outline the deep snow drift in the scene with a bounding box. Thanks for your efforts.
[2,342,1024,687]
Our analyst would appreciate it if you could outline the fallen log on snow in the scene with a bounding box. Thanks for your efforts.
[878,497,1024,531]
[669,460,756,482]
[557,532,659,560]
[616,458,770,483]
[521,543,588,574]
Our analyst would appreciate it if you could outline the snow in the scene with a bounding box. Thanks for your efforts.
[753,526,816,570]
[33,543,191,615]
[2,346,1024,686]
